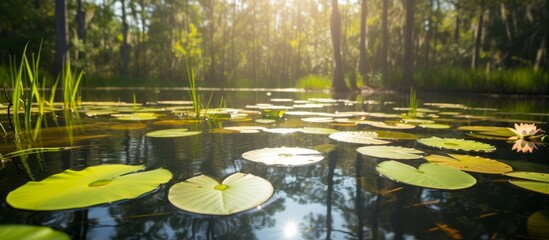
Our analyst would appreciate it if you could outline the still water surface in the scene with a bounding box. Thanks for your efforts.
[0,89,548,239]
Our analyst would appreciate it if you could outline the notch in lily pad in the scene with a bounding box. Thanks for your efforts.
[242,147,324,166]
[168,173,274,215]
[376,160,477,190]
[7,164,172,211]
[504,171,549,195]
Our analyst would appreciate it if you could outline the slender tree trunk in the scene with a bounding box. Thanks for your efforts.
[55,0,69,76]
[358,0,369,87]
[380,0,389,83]
[402,0,415,90]
[472,8,485,69]
[207,0,216,82]
[75,0,85,61]
[534,33,547,70]
[330,0,348,92]
[120,0,130,77]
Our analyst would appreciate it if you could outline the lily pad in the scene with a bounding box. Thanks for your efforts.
[419,123,451,129]
[146,128,201,138]
[0,225,70,240]
[329,131,390,145]
[299,127,340,135]
[424,154,513,174]
[376,160,477,190]
[418,137,496,152]
[375,130,418,140]
[504,171,549,195]
[357,146,424,160]
[6,165,172,210]
[242,147,324,166]
[168,173,273,215]
[528,211,549,239]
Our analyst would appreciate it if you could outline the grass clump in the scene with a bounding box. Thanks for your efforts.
[295,75,332,89]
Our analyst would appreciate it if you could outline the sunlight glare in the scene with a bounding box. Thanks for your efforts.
[284,221,298,238]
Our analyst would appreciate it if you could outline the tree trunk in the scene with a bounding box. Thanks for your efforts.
[380,0,389,83]
[55,0,69,76]
[358,0,369,87]
[472,8,485,69]
[330,0,348,92]
[120,0,130,77]
[75,0,85,61]
[402,0,415,90]
[534,33,547,70]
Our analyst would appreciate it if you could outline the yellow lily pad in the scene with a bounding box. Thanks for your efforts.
[425,154,513,174]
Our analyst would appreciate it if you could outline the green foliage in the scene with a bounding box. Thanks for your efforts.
[295,75,332,89]
[414,68,549,94]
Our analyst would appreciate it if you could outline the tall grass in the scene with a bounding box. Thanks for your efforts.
[295,75,332,89]
[413,68,549,94]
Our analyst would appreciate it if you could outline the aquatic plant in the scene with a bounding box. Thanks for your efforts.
[6,164,172,210]
[168,173,273,215]
[508,123,544,140]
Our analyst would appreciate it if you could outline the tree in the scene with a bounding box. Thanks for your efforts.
[402,0,416,90]
[330,0,348,92]
[55,0,70,75]
[358,0,369,88]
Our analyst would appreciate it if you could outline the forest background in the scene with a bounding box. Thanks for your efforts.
[0,0,548,94]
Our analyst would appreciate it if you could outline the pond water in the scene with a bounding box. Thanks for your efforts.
[0,89,548,239]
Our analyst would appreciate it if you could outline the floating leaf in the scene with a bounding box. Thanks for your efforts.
[376,160,476,190]
[6,165,172,210]
[505,171,549,195]
[329,131,390,145]
[263,128,300,134]
[424,154,513,174]
[357,146,424,160]
[527,211,549,239]
[113,112,158,121]
[242,147,324,166]
[168,173,273,215]
[419,123,451,129]
[375,130,419,140]
[418,137,496,152]
[361,121,416,130]
[299,127,339,135]
[146,128,201,138]
[0,225,70,240]
[223,126,266,133]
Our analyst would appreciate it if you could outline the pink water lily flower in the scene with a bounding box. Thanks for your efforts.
[508,123,542,140]
[511,139,539,153]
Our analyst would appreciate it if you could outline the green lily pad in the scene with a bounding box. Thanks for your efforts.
[146,128,201,138]
[6,165,172,210]
[418,137,496,152]
[242,147,324,166]
[504,172,549,195]
[329,131,391,145]
[376,160,477,190]
[357,146,424,159]
[224,126,266,133]
[0,225,70,240]
[168,173,273,215]
[425,154,513,174]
